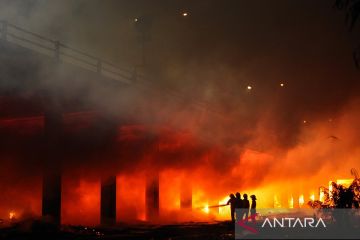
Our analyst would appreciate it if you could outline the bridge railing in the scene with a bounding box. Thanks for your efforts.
[0,20,133,84]
[0,20,229,128]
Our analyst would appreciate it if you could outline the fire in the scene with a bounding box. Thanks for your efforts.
[319,187,325,202]
[202,204,209,214]
[218,196,230,219]
[2,113,360,225]
[328,179,353,199]
[9,211,15,220]
[310,194,315,202]
[288,196,294,208]
[299,195,304,207]
[329,181,333,198]
[274,195,281,208]
[336,179,353,187]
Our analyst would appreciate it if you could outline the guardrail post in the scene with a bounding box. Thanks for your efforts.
[97,59,102,73]
[54,41,60,61]
[1,21,7,41]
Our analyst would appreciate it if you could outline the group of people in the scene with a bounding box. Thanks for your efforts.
[226,192,257,223]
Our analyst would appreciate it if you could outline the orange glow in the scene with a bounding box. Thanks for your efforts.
[2,109,360,225]
[202,204,209,214]
[274,195,281,208]
[310,194,315,201]
[62,179,100,226]
[336,179,353,187]
[218,196,230,219]
[9,211,15,220]
[288,196,294,208]
[299,195,304,207]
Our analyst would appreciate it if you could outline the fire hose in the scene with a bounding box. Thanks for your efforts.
[195,204,228,210]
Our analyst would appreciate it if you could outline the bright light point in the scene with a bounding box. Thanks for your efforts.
[310,194,315,201]
[202,204,209,214]
[134,18,138,22]
[182,12,188,17]
[280,83,284,87]
[299,195,305,207]
[9,211,15,220]
[247,85,252,90]
[303,120,307,124]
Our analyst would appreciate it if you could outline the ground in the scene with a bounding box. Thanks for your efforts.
[0,221,235,240]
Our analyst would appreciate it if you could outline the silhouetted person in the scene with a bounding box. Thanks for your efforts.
[242,194,250,221]
[250,195,257,223]
[235,192,243,221]
[227,193,236,222]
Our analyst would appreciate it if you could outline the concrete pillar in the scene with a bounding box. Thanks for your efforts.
[146,172,159,221]
[100,176,117,225]
[180,182,192,209]
[42,97,63,224]
[42,171,61,224]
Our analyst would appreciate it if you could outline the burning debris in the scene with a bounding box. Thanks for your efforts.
[308,168,360,208]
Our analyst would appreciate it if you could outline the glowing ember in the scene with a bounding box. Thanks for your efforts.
[280,83,285,87]
[247,85,252,90]
[182,12,188,17]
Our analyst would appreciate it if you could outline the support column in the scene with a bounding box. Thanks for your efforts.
[42,97,63,225]
[146,172,159,221]
[42,171,61,224]
[100,176,117,225]
[180,182,192,210]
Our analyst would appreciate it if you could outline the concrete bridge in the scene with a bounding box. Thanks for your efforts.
[0,20,199,225]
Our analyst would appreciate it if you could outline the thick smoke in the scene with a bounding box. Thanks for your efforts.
[0,0,360,223]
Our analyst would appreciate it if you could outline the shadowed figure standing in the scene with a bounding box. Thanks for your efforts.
[242,194,250,221]
[250,195,257,223]
[226,193,236,222]
[235,192,243,221]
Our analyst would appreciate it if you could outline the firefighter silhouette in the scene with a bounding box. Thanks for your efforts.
[235,192,243,221]
[242,194,250,221]
[226,194,236,222]
[250,195,257,223]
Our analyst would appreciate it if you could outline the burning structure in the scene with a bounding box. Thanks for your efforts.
[0,0,360,232]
